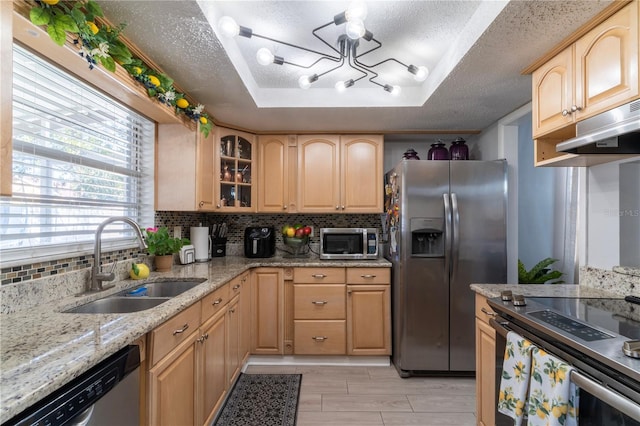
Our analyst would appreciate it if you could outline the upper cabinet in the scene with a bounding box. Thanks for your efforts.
[296,135,383,213]
[531,1,639,166]
[216,128,257,212]
[157,123,217,211]
[257,135,296,213]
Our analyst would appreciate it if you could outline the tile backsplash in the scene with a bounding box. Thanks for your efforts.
[1,212,383,285]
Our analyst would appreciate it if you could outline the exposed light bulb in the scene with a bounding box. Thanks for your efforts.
[346,2,368,21]
[335,79,355,92]
[413,66,429,82]
[298,74,318,89]
[408,65,429,82]
[256,48,275,66]
[218,16,240,37]
[346,19,366,40]
[384,84,401,95]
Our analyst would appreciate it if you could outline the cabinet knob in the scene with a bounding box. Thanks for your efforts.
[199,201,204,207]
[335,206,340,210]
[216,204,221,208]
[233,284,241,291]
[229,307,236,313]
[283,205,287,209]
[341,205,345,210]
[561,109,570,117]
[571,105,583,113]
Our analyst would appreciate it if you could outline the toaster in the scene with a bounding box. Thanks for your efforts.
[179,245,196,264]
[244,227,276,258]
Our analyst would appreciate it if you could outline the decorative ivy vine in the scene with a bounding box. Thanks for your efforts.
[29,0,213,137]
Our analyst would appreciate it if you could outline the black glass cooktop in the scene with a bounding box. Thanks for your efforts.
[527,297,640,340]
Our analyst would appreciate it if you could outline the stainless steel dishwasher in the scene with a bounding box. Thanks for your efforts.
[4,345,140,426]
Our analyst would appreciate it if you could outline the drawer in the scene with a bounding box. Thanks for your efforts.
[201,284,230,321]
[294,284,345,319]
[346,267,390,284]
[294,320,346,355]
[293,267,345,283]
[229,272,248,298]
[475,294,496,325]
[150,301,201,366]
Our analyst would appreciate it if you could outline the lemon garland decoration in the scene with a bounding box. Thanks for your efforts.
[29,0,212,137]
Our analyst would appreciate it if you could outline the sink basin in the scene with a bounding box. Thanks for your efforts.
[118,278,207,298]
[64,297,169,314]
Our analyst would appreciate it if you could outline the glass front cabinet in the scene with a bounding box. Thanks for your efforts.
[216,128,256,211]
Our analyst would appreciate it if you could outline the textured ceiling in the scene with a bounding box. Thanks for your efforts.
[97,0,613,135]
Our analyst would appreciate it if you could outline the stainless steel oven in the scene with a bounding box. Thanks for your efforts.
[488,296,640,425]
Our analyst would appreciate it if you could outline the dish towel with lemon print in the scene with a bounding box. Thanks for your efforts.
[527,347,579,426]
[498,331,534,425]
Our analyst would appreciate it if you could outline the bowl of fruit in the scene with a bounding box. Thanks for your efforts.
[281,224,312,257]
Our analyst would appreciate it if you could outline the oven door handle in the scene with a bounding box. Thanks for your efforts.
[570,371,640,421]
[489,318,640,420]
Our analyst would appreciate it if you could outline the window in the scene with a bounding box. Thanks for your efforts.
[0,44,155,266]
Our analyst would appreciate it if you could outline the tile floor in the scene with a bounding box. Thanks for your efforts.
[244,364,477,426]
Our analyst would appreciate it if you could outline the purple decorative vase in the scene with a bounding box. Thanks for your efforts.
[403,149,420,160]
[428,141,449,160]
[449,137,469,160]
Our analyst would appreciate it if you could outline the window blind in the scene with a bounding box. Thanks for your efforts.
[0,44,155,265]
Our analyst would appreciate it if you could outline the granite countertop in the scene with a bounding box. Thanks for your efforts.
[470,283,625,299]
[0,255,390,423]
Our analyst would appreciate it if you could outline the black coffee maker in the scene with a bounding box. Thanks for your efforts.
[244,226,276,258]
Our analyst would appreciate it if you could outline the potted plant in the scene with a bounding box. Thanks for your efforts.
[144,227,190,272]
[518,258,565,284]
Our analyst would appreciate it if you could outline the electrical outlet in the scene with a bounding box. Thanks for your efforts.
[173,226,182,239]
[309,226,314,237]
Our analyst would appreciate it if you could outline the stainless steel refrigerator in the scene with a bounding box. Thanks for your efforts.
[383,159,507,376]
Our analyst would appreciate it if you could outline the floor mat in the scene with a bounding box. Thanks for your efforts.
[213,373,302,426]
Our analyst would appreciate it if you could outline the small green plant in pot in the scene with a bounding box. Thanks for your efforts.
[144,227,190,272]
[518,258,564,284]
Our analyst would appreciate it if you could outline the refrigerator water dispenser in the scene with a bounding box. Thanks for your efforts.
[410,218,444,257]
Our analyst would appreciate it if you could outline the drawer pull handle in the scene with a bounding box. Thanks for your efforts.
[212,298,223,306]
[312,336,328,342]
[312,300,328,305]
[481,307,497,317]
[311,274,327,278]
[361,274,376,278]
[173,323,189,335]
[232,284,241,290]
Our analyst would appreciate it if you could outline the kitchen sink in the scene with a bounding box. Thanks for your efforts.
[117,278,207,298]
[64,297,169,314]
[64,278,207,313]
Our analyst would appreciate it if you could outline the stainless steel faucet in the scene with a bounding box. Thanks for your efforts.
[89,217,148,292]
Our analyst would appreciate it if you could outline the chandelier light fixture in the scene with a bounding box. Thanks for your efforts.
[218,1,429,95]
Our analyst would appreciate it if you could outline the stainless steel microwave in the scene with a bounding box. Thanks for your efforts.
[319,228,379,260]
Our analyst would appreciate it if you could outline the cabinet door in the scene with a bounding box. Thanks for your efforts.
[476,318,497,426]
[340,135,384,213]
[156,124,197,211]
[196,127,216,211]
[258,135,289,212]
[575,1,639,120]
[296,135,340,213]
[251,268,284,354]
[346,284,391,355]
[200,310,227,426]
[215,128,256,212]
[148,332,197,426]
[226,295,241,386]
[531,47,575,138]
[237,273,252,362]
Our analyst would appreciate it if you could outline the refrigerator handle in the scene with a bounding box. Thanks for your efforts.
[443,193,451,276]
[451,192,460,284]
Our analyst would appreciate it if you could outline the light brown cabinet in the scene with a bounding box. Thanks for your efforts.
[156,124,217,211]
[148,274,251,426]
[257,134,297,212]
[292,267,391,355]
[475,294,498,426]
[296,135,383,213]
[216,127,257,211]
[251,268,285,355]
[531,1,639,166]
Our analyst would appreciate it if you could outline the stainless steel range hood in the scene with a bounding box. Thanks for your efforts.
[556,99,640,154]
